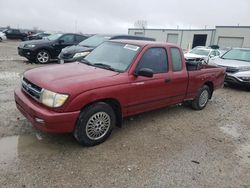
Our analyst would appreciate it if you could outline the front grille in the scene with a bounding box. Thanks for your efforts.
[219,66,239,73]
[22,77,42,101]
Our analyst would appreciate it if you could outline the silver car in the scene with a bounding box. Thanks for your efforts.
[210,48,250,90]
[184,47,220,63]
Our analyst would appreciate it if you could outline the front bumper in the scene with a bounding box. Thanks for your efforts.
[14,88,80,133]
[225,74,250,87]
[17,47,36,60]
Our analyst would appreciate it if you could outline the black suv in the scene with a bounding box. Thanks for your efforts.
[18,33,89,63]
[3,29,27,41]
[58,34,155,63]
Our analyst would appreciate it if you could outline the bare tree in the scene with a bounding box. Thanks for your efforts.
[134,20,148,29]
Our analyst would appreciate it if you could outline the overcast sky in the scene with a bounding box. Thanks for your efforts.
[1,0,250,34]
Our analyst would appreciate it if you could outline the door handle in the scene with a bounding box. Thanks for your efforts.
[164,78,171,83]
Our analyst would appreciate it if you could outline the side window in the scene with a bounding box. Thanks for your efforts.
[215,51,220,56]
[75,35,87,43]
[60,34,75,43]
[136,48,168,74]
[170,48,183,72]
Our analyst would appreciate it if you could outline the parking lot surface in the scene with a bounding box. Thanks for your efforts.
[0,41,249,188]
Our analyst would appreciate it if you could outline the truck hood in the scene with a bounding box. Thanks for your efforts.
[212,58,250,68]
[24,62,120,94]
[61,45,93,54]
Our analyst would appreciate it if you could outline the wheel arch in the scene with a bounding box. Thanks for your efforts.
[80,98,123,128]
[204,81,214,99]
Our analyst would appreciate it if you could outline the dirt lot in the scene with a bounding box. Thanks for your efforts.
[0,41,249,188]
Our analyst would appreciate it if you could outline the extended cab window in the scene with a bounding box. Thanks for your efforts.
[136,48,168,74]
[170,48,182,72]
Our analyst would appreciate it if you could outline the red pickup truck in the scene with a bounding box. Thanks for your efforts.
[14,40,225,146]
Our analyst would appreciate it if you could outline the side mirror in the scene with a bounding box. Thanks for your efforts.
[135,68,154,78]
[209,54,215,58]
[58,39,64,44]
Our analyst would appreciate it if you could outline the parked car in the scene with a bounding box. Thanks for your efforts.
[3,29,27,41]
[58,34,155,63]
[0,32,7,42]
[24,32,51,41]
[18,33,89,63]
[185,47,221,63]
[209,48,250,90]
[14,40,225,146]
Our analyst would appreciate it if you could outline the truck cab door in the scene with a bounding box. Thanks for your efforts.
[126,47,173,115]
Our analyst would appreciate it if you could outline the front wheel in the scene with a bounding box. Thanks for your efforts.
[36,50,51,64]
[191,85,210,110]
[74,102,116,146]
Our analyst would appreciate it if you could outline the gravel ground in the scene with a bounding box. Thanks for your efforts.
[0,41,249,188]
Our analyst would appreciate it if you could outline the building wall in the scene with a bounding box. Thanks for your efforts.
[214,27,250,48]
[129,26,250,49]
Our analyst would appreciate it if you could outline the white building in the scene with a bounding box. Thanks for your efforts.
[128,26,250,50]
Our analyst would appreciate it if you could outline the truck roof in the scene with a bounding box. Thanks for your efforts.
[110,39,180,48]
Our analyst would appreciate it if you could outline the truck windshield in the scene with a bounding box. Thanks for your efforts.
[84,41,140,72]
[190,48,210,56]
[79,35,111,48]
[222,49,250,62]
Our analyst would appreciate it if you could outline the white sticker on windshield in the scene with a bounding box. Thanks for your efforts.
[124,44,140,51]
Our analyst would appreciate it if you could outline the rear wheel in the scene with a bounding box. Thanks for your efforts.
[0,37,2,42]
[74,102,116,146]
[36,50,50,64]
[191,85,210,110]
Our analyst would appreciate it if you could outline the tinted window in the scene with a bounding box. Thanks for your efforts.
[60,34,75,43]
[170,48,182,72]
[76,35,87,43]
[136,48,168,74]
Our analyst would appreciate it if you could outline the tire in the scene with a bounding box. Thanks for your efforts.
[74,102,116,146]
[191,85,210,110]
[36,50,51,64]
[0,37,2,42]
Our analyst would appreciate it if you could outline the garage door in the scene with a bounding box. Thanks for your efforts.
[218,37,244,48]
[167,34,178,44]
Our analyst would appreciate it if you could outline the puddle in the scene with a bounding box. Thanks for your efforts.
[0,134,76,167]
[0,71,20,80]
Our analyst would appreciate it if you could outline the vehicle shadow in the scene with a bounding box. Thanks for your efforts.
[224,83,250,92]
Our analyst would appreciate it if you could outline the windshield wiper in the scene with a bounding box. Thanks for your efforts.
[93,63,120,72]
[80,58,92,65]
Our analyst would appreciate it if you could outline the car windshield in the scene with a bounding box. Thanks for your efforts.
[84,41,140,72]
[79,35,111,48]
[222,49,250,62]
[47,33,63,41]
[189,48,210,56]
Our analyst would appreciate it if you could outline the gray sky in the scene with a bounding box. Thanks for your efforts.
[1,0,250,34]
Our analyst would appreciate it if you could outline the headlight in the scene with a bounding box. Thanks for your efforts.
[239,66,250,72]
[238,77,250,81]
[73,51,90,59]
[25,44,36,48]
[40,89,68,108]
